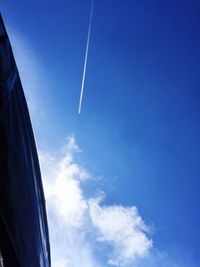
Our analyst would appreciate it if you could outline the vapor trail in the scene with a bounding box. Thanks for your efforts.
[78,0,94,114]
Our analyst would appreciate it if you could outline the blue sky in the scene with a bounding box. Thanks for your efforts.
[1,0,200,266]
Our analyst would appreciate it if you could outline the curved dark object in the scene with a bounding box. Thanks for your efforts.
[0,14,51,267]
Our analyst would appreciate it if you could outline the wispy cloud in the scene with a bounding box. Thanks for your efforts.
[9,29,53,148]
[39,136,153,267]
[9,30,41,115]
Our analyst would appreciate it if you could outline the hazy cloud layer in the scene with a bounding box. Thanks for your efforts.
[9,31,41,114]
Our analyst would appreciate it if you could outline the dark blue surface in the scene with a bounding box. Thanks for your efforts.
[0,14,51,267]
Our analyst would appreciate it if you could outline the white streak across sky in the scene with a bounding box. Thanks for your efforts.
[78,0,94,114]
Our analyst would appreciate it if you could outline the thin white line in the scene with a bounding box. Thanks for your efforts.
[78,0,94,114]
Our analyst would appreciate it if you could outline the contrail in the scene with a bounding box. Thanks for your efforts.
[78,0,94,114]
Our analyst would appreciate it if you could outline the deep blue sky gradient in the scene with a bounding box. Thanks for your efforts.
[1,0,200,265]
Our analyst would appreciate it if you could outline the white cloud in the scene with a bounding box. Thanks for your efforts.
[39,136,153,267]
[89,199,152,266]
[39,136,89,228]
[39,137,101,267]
